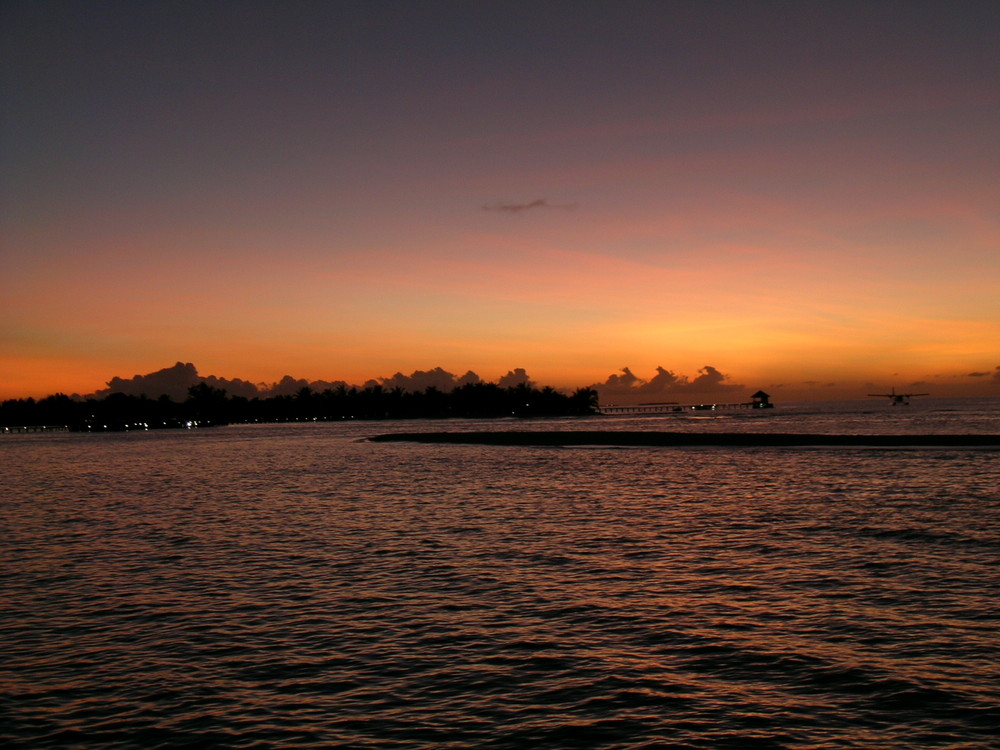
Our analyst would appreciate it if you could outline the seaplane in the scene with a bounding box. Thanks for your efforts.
[867,388,928,405]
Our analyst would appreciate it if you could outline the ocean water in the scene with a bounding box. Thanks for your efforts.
[2,398,998,749]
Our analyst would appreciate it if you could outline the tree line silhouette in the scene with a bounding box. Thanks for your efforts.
[1,382,600,431]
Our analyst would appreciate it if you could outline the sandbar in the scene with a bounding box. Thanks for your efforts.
[368,431,1000,447]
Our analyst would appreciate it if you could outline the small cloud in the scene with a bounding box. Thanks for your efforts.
[968,367,1000,381]
[483,198,578,213]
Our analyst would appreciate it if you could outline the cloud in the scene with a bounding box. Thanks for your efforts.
[262,375,349,397]
[371,367,538,392]
[601,366,644,391]
[264,375,312,397]
[93,361,348,400]
[371,367,482,393]
[590,365,744,401]
[690,365,729,388]
[97,361,205,401]
[202,375,266,398]
[645,366,684,391]
[497,368,533,389]
[482,198,578,213]
[88,362,551,400]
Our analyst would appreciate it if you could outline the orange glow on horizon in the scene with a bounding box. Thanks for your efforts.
[2,4,998,403]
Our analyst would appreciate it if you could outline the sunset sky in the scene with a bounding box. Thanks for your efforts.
[3,1,998,402]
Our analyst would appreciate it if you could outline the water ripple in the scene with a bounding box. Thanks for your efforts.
[2,422,999,748]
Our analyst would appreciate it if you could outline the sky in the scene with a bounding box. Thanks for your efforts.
[2,0,998,402]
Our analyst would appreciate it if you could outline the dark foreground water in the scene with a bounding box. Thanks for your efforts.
[3,399,999,748]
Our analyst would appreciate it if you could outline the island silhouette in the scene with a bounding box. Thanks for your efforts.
[1,379,600,431]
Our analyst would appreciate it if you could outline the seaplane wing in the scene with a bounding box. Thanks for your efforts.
[868,388,928,404]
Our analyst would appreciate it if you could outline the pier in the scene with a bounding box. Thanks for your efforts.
[599,390,774,415]
[600,402,758,414]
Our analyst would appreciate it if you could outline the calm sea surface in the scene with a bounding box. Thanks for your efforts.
[3,398,999,749]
